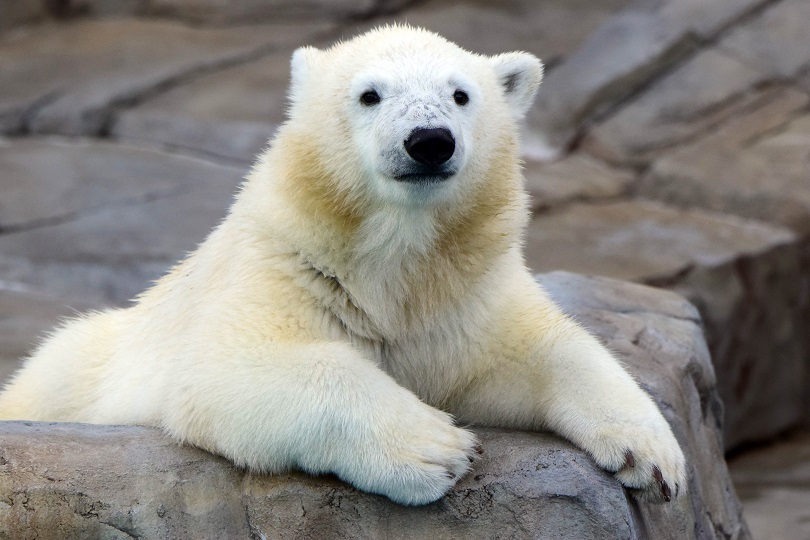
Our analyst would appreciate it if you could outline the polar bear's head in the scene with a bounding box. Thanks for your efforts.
[284,26,543,209]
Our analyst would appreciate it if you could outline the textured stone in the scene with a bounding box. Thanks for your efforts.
[113,50,295,163]
[583,47,768,164]
[642,86,810,235]
[525,200,806,449]
[0,272,749,539]
[523,155,634,212]
[143,0,414,23]
[728,430,810,540]
[526,200,795,281]
[721,0,810,79]
[375,0,632,61]
[0,139,244,350]
[0,19,327,136]
[0,0,45,32]
[799,69,810,94]
[526,0,771,159]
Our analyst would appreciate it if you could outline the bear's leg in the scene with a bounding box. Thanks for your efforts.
[160,341,477,505]
[450,275,686,503]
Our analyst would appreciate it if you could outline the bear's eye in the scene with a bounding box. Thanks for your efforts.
[360,90,381,106]
[453,90,469,106]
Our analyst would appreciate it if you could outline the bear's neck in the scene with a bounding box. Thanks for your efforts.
[236,140,529,340]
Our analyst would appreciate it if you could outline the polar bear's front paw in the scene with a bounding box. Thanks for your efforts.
[342,405,479,506]
[589,422,687,503]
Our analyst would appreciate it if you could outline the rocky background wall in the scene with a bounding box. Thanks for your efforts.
[1,0,808,538]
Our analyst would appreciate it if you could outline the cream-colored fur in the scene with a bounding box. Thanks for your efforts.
[0,26,685,505]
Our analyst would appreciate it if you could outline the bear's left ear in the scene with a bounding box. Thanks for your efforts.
[489,52,544,120]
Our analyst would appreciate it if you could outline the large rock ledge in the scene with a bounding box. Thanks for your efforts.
[0,272,749,539]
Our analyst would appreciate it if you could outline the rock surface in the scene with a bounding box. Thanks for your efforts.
[0,19,329,137]
[525,0,772,157]
[523,155,634,212]
[728,430,810,540]
[642,86,810,235]
[113,50,298,164]
[0,272,749,540]
[582,47,769,164]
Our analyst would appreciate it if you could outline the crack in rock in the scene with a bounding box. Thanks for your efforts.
[0,184,190,235]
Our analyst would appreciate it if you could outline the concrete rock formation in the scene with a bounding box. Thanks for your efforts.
[0,273,749,540]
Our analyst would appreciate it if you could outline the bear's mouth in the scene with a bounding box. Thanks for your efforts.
[394,170,455,183]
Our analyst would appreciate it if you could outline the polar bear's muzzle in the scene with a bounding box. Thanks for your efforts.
[395,127,456,183]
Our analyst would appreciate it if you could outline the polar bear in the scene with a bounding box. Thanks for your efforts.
[0,26,685,505]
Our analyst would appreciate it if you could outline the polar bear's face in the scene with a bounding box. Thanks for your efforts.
[347,59,477,192]
[286,27,543,208]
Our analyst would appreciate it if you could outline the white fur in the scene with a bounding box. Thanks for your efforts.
[0,26,685,505]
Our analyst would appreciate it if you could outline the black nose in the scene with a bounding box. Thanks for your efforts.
[404,128,455,166]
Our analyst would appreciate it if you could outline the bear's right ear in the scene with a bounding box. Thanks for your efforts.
[489,52,544,121]
[290,46,322,100]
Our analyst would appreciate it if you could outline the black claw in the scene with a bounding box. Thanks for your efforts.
[661,480,672,502]
[623,450,635,469]
[446,471,457,480]
[675,483,680,497]
[651,467,671,502]
[474,444,484,455]
[468,455,475,463]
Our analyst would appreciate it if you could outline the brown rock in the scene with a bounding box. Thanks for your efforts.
[0,272,750,539]
[525,200,806,449]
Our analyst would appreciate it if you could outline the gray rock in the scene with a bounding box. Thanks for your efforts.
[141,0,414,24]
[728,430,810,540]
[0,0,45,32]
[523,155,634,212]
[642,86,810,235]
[0,19,329,136]
[525,200,807,449]
[721,0,810,80]
[375,0,633,61]
[800,69,810,94]
[0,272,750,539]
[0,138,243,258]
[526,0,771,158]
[526,200,796,282]
[582,47,768,164]
[113,50,297,164]
[0,138,239,230]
